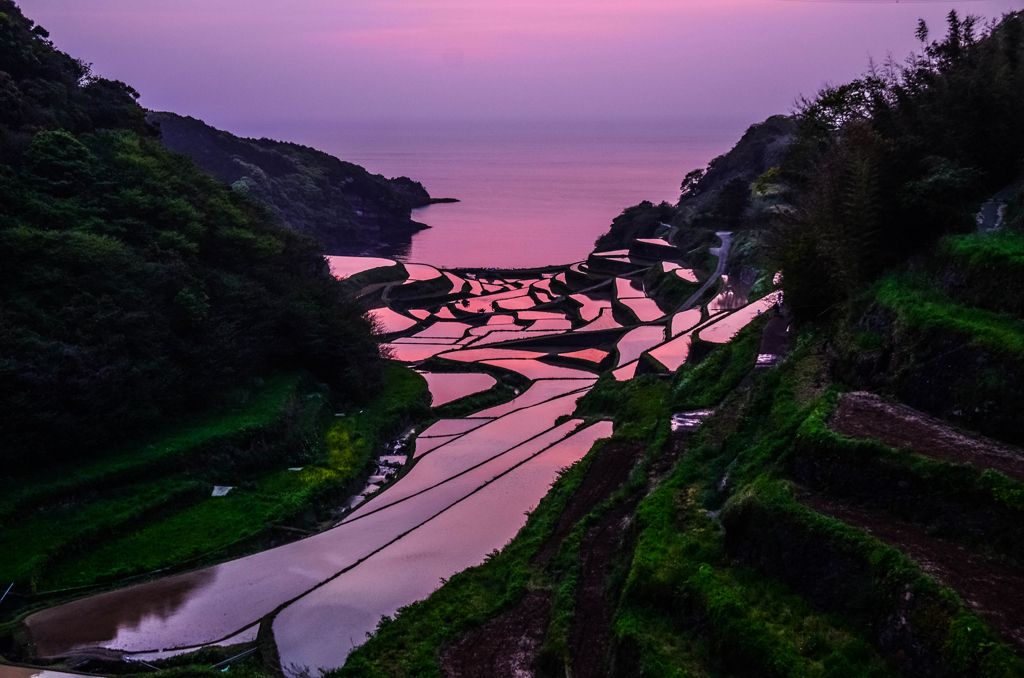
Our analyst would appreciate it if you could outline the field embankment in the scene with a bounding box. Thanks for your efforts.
[0,364,428,622]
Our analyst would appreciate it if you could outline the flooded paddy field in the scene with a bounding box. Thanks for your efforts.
[23,232,783,671]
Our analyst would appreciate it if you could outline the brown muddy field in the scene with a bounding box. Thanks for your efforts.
[830,392,1024,480]
[568,500,636,678]
[441,440,646,677]
[802,493,1024,652]
[534,441,645,566]
[438,591,552,678]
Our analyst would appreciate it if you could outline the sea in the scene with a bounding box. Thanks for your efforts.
[259,119,749,269]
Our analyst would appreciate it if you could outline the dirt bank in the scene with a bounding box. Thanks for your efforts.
[569,500,635,678]
[437,590,552,678]
[830,392,1024,481]
[802,492,1024,652]
[441,439,648,677]
[534,440,645,566]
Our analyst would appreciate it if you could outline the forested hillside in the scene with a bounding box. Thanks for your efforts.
[770,9,1024,443]
[0,0,383,470]
[596,9,1024,442]
[148,112,450,256]
[593,115,797,253]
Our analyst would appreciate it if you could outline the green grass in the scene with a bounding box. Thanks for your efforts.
[0,374,307,589]
[865,268,1024,444]
[619,477,895,678]
[573,374,670,442]
[605,357,896,678]
[0,477,207,588]
[874,271,1024,360]
[721,479,1024,678]
[0,374,304,524]
[939,231,1024,274]
[935,231,1024,316]
[0,364,429,593]
[672,317,764,410]
[42,485,312,586]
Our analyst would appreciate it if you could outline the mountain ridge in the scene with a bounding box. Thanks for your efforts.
[148,111,456,257]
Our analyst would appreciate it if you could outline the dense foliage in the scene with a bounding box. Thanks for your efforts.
[0,0,383,470]
[594,115,797,253]
[149,112,439,256]
[771,10,1024,316]
[593,200,676,252]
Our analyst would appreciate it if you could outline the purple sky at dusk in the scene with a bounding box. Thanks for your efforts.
[19,0,1023,132]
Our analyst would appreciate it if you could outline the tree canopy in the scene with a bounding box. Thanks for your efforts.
[770,10,1024,317]
[0,0,383,470]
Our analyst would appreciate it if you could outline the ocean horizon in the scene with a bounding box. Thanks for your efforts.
[224,117,751,268]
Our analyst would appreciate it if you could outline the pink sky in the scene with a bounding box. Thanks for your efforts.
[19,0,1023,130]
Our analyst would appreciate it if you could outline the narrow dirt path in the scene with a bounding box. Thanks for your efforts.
[569,500,635,678]
[830,392,1024,481]
[801,492,1024,652]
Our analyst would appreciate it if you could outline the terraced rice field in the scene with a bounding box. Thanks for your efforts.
[25,232,783,671]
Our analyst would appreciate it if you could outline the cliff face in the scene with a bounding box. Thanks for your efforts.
[147,112,442,256]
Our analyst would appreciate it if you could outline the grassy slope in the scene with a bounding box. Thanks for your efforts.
[643,265,702,312]
[836,231,1024,446]
[0,364,428,592]
[0,374,307,589]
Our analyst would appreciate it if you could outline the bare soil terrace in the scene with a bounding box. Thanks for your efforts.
[830,391,1024,481]
[801,492,1024,653]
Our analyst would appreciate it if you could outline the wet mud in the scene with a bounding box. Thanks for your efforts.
[831,392,1024,481]
[802,492,1024,652]
[438,591,552,678]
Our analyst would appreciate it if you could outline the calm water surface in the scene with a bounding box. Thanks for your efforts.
[283,119,745,268]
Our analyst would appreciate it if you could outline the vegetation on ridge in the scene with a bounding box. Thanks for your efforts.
[148,112,443,256]
[0,0,385,470]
